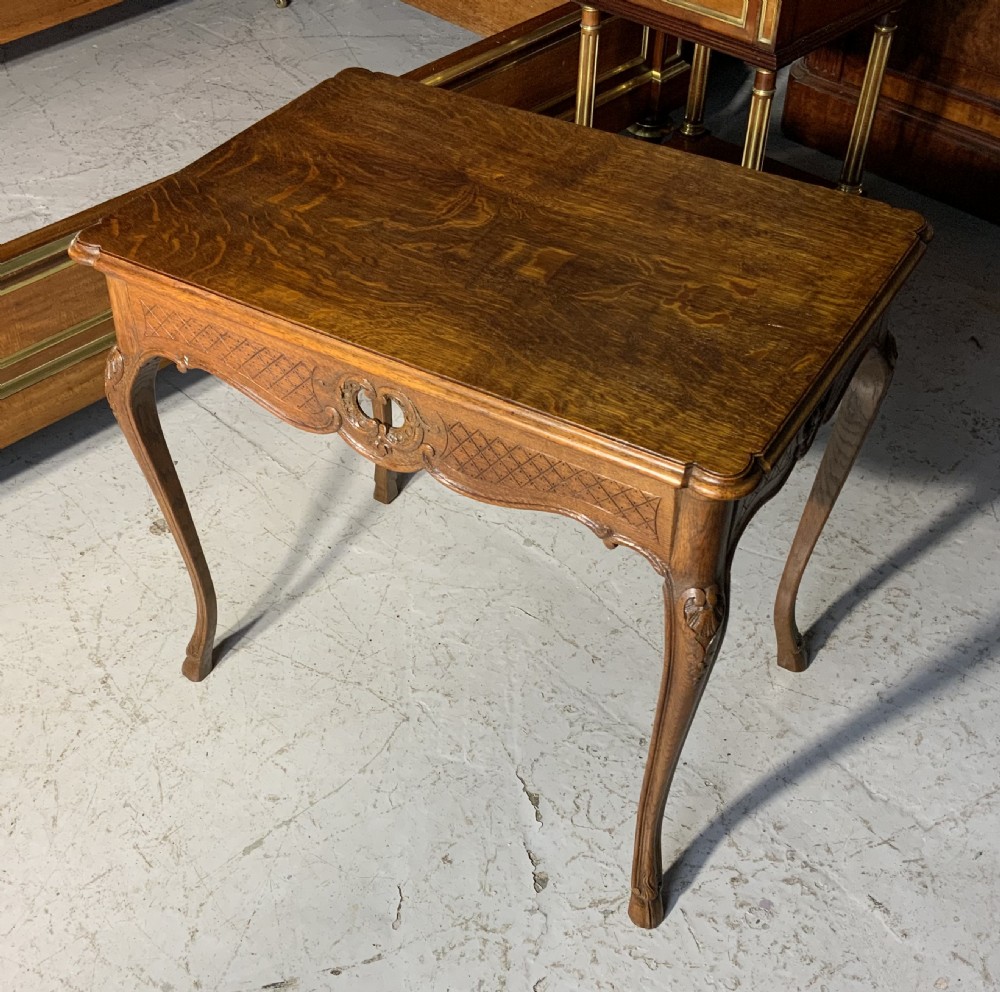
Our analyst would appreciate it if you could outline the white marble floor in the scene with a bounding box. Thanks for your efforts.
[2,3,999,990]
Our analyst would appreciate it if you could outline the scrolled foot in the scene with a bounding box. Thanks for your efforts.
[776,626,809,673]
[628,885,665,929]
[182,642,215,682]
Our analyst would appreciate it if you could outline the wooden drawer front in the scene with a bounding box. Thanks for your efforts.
[661,0,749,27]
[603,0,903,65]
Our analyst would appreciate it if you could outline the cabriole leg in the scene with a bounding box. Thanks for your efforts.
[105,348,218,682]
[774,337,896,672]
[574,5,602,127]
[629,495,732,927]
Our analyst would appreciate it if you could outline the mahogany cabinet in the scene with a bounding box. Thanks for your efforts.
[401,0,559,35]
[782,0,1000,222]
[0,6,689,448]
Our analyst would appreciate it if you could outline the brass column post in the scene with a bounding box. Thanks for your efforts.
[680,43,712,137]
[575,5,602,127]
[741,68,775,170]
[838,11,899,193]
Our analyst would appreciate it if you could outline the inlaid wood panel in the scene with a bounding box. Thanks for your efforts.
[402,0,559,34]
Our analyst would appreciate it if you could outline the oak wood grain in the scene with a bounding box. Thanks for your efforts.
[75,69,928,496]
[2,7,678,449]
[71,69,929,929]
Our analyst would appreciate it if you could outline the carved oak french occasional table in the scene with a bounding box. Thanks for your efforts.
[69,69,928,929]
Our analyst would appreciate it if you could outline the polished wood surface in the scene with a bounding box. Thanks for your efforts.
[0,0,124,43]
[71,69,927,929]
[782,0,1000,221]
[73,70,926,495]
[1,5,685,449]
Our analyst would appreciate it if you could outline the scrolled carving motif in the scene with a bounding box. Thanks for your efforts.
[683,586,722,649]
[105,345,125,387]
[340,376,429,459]
[680,585,724,685]
[631,869,660,905]
[794,403,826,461]
[628,870,663,926]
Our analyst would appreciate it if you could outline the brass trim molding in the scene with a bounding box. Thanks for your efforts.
[0,233,77,281]
[0,309,113,372]
[757,0,778,44]
[555,61,677,120]
[0,233,80,297]
[0,324,114,400]
[650,36,685,80]
[656,0,748,29]
[419,11,581,88]
[0,258,76,298]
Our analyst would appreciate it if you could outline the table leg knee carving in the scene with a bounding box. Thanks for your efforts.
[630,575,728,927]
[630,497,731,927]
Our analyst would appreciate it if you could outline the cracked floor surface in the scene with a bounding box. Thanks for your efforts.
[2,1,999,990]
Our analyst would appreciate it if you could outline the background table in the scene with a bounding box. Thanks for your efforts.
[574,0,902,183]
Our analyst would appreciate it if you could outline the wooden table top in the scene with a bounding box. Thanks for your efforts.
[75,69,928,493]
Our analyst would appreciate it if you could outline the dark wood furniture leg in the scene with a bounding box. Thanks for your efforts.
[741,67,777,170]
[774,335,896,672]
[105,347,217,682]
[837,10,899,194]
[629,493,732,928]
[372,393,400,504]
[680,42,711,137]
